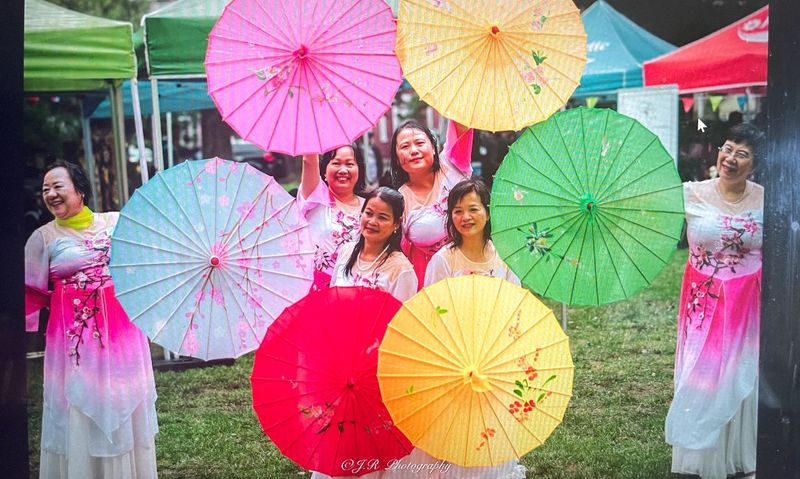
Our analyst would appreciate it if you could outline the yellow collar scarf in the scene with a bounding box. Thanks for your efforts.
[56,206,93,230]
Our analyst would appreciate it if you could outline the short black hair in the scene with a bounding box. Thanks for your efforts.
[43,159,91,205]
[726,123,765,165]
[320,144,367,195]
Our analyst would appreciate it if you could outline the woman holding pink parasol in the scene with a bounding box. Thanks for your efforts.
[299,146,367,291]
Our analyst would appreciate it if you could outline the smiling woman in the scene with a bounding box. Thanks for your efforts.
[298,145,367,291]
[330,187,417,303]
[424,178,519,288]
[389,120,474,287]
[25,160,158,479]
[666,123,765,478]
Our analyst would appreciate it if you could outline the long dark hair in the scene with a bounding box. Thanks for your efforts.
[344,187,405,277]
[321,144,367,195]
[446,178,491,249]
[43,159,92,205]
[389,120,441,188]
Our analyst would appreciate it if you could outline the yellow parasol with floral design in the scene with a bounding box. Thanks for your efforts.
[395,0,586,131]
[377,275,574,466]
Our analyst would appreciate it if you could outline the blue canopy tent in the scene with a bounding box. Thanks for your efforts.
[574,0,675,97]
[85,80,215,119]
[84,80,216,169]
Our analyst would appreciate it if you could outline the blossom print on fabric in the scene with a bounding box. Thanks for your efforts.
[507,348,556,424]
[520,222,560,260]
[523,50,550,95]
[685,212,759,333]
[64,231,113,366]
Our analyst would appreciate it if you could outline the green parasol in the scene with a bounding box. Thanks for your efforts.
[490,107,684,306]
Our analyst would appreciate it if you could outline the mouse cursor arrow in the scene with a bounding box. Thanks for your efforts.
[698,119,707,132]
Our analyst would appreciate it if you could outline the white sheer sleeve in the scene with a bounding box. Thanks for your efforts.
[424,250,452,287]
[24,228,51,331]
[389,268,418,302]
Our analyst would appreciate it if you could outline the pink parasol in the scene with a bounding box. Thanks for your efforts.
[205,0,402,156]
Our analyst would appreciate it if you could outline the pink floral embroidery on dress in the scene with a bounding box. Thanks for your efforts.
[352,270,381,290]
[64,232,114,365]
[315,209,359,272]
[685,212,758,333]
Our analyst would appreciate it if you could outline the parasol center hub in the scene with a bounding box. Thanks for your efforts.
[209,256,221,267]
[462,367,492,393]
[294,45,309,59]
[490,25,500,36]
[346,378,356,389]
[580,193,598,214]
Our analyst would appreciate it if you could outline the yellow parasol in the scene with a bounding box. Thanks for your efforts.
[377,275,574,466]
[396,0,587,132]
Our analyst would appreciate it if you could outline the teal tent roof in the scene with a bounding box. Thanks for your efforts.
[574,0,675,96]
[24,0,136,92]
[86,80,216,119]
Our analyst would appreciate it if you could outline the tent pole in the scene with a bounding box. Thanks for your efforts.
[109,83,129,205]
[150,78,165,172]
[166,112,174,168]
[130,78,149,185]
[79,102,98,211]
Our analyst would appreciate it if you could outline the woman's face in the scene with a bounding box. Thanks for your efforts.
[716,140,754,183]
[451,191,488,241]
[325,146,359,196]
[42,167,84,220]
[395,128,435,176]
[360,197,398,246]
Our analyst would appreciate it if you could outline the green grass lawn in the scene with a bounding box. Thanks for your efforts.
[27,249,687,479]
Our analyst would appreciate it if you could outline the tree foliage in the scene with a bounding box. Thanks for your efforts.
[47,0,151,25]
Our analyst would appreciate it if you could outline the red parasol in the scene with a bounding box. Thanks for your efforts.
[251,286,412,476]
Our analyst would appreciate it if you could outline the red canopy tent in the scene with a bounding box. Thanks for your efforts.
[643,6,768,93]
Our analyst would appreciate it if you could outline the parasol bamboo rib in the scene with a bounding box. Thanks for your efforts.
[594,212,672,264]
[490,209,582,237]
[594,214,650,283]
[599,161,680,204]
[553,114,590,193]
[540,218,589,299]
[527,128,585,197]
[601,184,684,207]
[215,268,264,342]
[416,288,472,364]
[588,110,612,192]
[228,2,292,53]
[599,208,683,242]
